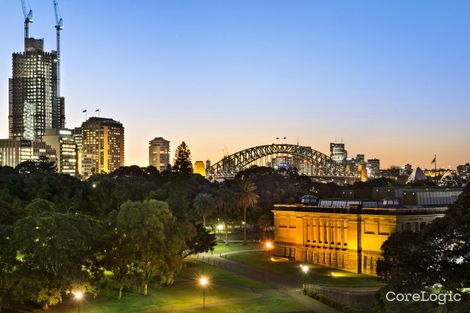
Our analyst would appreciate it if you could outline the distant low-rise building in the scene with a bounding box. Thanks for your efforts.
[272,156,293,170]
[0,139,56,168]
[366,158,380,178]
[330,143,347,163]
[205,160,211,177]
[457,163,470,180]
[194,161,206,176]
[400,164,413,176]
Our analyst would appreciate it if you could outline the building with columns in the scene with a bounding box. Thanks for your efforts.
[272,188,461,276]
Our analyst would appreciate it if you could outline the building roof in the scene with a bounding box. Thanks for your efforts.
[406,167,427,184]
[272,203,448,216]
[149,137,170,144]
[82,117,123,128]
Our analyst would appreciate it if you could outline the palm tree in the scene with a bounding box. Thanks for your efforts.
[193,193,215,228]
[217,187,238,246]
[237,181,259,244]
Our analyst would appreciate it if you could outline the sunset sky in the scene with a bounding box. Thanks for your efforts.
[0,0,469,169]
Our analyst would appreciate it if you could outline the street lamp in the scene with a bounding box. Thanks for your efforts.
[300,265,309,295]
[265,241,273,256]
[217,224,224,242]
[73,291,83,313]
[198,276,209,309]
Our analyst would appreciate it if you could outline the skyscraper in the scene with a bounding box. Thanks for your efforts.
[43,128,77,176]
[9,38,65,141]
[77,117,124,177]
[149,137,170,171]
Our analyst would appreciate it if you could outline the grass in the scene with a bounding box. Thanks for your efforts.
[29,260,305,313]
[226,251,385,288]
[212,242,260,254]
[220,231,264,241]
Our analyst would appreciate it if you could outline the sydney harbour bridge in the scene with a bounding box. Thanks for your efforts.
[208,143,360,183]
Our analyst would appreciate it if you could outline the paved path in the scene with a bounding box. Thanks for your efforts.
[196,251,339,313]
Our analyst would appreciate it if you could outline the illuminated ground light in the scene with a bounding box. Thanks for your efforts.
[269,256,289,262]
[330,271,349,277]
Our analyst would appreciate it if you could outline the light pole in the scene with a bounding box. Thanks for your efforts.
[199,276,209,309]
[300,265,309,295]
[217,224,224,242]
[73,291,83,313]
[265,241,273,257]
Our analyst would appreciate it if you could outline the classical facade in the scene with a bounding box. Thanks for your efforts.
[272,196,454,276]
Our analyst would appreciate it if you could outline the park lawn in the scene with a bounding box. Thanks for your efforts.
[212,242,260,254]
[227,251,385,288]
[211,231,265,244]
[37,260,278,313]
[180,259,270,289]
[169,294,308,313]
[77,280,257,313]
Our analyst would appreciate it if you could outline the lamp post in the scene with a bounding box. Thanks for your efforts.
[217,224,224,242]
[199,276,209,309]
[300,265,309,295]
[73,291,83,313]
[265,241,273,257]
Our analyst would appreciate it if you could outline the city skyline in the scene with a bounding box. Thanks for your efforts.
[1,0,469,169]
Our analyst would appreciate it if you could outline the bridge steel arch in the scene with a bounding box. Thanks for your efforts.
[209,144,356,179]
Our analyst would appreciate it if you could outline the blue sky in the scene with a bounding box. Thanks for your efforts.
[1,0,469,168]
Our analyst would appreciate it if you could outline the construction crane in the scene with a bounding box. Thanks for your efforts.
[20,0,33,39]
[53,0,63,96]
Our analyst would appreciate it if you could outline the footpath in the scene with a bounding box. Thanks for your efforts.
[196,250,339,313]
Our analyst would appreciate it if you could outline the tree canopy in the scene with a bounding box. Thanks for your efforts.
[377,184,470,312]
[173,142,192,174]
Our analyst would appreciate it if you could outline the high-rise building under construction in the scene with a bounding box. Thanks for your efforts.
[9,37,65,141]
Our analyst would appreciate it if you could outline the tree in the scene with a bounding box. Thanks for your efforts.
[193,193,216,228]
[257,214,272,240]
[0,225,23,312]
[216,186,239,245]
[173,142,192,174]
[234,166,314,227]
[377,184,470,312]
[16,156,56,174]
[116,200,186,295]
[182,224,216,259]
[100,211,136,300]
[236,182,258,244]
[12,206,95,310]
